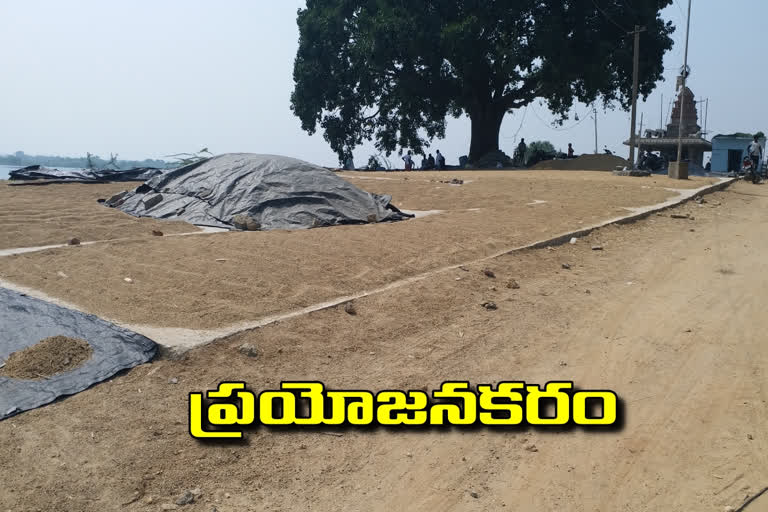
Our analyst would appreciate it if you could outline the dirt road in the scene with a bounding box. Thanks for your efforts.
[1,180,767,511]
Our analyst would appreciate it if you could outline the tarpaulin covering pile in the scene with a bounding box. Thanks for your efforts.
[106,153,412,230]
[9,165,163,182]
[0,287,157,420]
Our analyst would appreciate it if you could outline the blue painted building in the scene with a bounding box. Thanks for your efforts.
[711,134,765,173]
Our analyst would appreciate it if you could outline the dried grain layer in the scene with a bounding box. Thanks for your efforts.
[0,182,764,511]
[0,181,198,249]
[0,336,92,380]
[0,172,718,329]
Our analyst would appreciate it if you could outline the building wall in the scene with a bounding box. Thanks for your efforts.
[711,136,765,172]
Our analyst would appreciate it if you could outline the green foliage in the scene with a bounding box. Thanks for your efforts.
[755,131,765,140]
[291,0,675,163]
[525,140,557,167]
[366,153,391,170]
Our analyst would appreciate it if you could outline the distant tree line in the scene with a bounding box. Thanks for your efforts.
[0,151,169,169]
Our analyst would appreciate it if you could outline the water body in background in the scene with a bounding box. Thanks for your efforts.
[0,164,86,180]
[0,164,20,180]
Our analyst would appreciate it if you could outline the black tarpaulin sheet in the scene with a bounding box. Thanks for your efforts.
[9,165,163,182]
[106,153,412,230]
[0,288,157,420]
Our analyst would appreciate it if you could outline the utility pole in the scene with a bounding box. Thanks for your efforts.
[593,104,598,154]
[628,25,646,168]
[660,94,664,131]
[704,98,709,138]
[672,0,693,179]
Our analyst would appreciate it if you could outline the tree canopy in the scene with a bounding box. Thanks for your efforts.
[291,0,675,164]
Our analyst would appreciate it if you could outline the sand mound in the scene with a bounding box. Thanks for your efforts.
[531,154,630,171]
[1,336,93,380]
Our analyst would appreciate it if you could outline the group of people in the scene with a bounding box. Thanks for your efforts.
[400,139,578,171]
[402,150,445,171]
[513,138,576,167]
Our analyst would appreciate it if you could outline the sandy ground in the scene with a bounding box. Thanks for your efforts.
[0,172,718,329]
[1,179,767,511]
[0,181,198,249]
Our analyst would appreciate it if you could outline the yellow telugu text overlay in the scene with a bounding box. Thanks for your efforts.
[189,381,619,439]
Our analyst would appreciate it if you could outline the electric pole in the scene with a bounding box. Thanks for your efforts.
[593,104,598,154]
[673,0,693,179]
[628,25,646,168]
[704,98,709,138]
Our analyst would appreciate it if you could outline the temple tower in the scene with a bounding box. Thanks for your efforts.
[666,87,701,138]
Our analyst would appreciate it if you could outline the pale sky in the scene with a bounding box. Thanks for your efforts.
[1,1,764,166]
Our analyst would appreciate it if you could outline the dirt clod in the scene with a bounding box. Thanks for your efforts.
[175,491,195,506]
[0,336,92,380]
[344,302,357,315]
[506,280,521,290]
[239,343,259,358]
[483,268,496,278]
[68,238,81,246]
[481,301,498,311]
[152,230,164,236]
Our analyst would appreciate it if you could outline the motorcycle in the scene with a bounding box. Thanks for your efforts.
[637,151,666,172]
[742,156,761,184]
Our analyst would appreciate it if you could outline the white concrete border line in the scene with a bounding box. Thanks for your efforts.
[0,226,228,258]
[0,178,734,356]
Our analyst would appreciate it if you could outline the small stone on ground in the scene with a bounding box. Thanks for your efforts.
[239,343,259,358]
[175,491,195,506]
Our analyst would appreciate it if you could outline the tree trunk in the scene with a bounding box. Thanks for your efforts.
[468,106,505,163]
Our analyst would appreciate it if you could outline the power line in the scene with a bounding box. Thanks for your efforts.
[529,104,591,132]
[673,0,686,21]
[501,105,529,141]
[618,0,639,22]
[590,0,629,32]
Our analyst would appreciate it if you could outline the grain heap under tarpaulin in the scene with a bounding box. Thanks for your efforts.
[10,164,163,182]
[106,153,411,230]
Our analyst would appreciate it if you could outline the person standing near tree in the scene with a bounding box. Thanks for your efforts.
[515,138,527,166]
[402,150,414,171]
[748,135,764,180]
[568,143,575,159]
[435,150,445,170]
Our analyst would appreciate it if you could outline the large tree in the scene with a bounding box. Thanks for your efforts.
[291,0,675,164]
